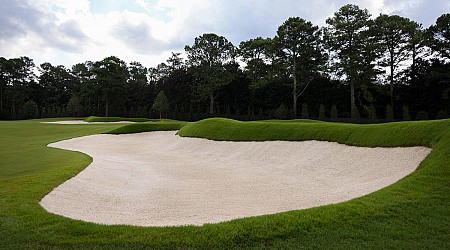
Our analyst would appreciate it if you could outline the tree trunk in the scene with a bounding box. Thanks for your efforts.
[159,111,162,120]
[411,45,417,85]
[293,56,298,117]
[209,92,214,115]
[390,53,395,111]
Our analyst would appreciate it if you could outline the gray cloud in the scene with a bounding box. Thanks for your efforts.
[0,0,89,53]
[389,0,450,27]
[111,21,167,54]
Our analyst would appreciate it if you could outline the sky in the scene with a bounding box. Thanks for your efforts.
[1,0,449,70]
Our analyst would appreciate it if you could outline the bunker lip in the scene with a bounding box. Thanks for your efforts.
[40,131,431,227]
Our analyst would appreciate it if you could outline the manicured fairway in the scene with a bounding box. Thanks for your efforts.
[0,118,449,249]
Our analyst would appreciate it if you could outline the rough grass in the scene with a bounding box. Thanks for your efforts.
[0,118,449,249]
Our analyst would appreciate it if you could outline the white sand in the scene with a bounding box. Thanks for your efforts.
[42,121,135,124]
[40,131,431,226]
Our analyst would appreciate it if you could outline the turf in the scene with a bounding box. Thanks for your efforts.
[84,116,155,123]
[0,118,449,249]
[107,120,188,134]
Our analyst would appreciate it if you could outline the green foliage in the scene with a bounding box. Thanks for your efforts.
[428,13,450,59]
[318,104,326,120]
[66,96,82,117]
[185,33,236,115]
[301,103,309,119]
[416,110,429,120]
[0,118,450,248]
[436,110,449,119]
[367,104,378,123]
[22,100,38,119]
[375,14,419,108]
[325,4,377,119]
[330,104,338,120]
[277,17,323,117]
[386,105,394,121]
[272,103,289,119]
[402,105,411,120]
[92,56,129,117]
[152,91,170,119]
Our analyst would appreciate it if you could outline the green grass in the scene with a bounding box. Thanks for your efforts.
[84,116,155,123]
[107,120,188,134]
[0,118,449,249]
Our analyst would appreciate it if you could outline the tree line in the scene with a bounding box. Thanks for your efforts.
[1,4,449,122]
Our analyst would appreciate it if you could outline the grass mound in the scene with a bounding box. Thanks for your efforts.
[84,116,153,123]
[178,118,446,147]
[0,118,449,249]
[107,120,188,134]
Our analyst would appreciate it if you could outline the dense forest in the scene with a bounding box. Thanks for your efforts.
[1,4,449,122]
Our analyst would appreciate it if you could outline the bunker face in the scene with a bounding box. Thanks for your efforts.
[40,131,431,226]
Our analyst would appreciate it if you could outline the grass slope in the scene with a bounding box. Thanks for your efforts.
[0,118,449,249]
[107,120,188,134]
[84,116,154,123]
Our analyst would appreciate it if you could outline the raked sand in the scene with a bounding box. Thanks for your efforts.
[40,131,431,226]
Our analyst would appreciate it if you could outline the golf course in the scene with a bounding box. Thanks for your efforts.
[1,117,449,249]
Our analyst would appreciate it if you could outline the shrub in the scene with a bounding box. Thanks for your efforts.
[386,105,394,121]
[318,104,326,120]
[272,104,289,120]
[301,103,309,119]
[435,110,449,119]
[367,104,377,123]
[330,104,338,120]
[416,110,429,120]
[22,100,38,119]
[402,105,411,121]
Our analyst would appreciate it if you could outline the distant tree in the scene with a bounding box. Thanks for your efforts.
[127,61,149,110]
[66,95,82,117]
[325,4,377,119]
[300,103,309,119]
[152,91,170,119]
[272,103,289,119]
[386,105,394,121]
[92,56,129,117]
[402,105,411,120]
[239,37,272,89]
[277,17,324,117]
[40,62,77,108]
[367,104,377,123]
[416,110,429,120]
[72,61,95,114]
[22,100,38,119]
[375,14,419,110]
[185,33,236,115]
[3,57,36,118]
[318,104,326,120]
[330,104,338,120]
[428,13,450,59]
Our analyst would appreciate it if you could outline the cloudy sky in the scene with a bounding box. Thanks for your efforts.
[1,0,449,69]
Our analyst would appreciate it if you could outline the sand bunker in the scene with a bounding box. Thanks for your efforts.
[40,131,431,226]
[43,121,135,125]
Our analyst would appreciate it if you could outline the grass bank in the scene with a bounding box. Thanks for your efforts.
[84,116,154,123]
[0,118,449,249]
[107,120,188,134]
